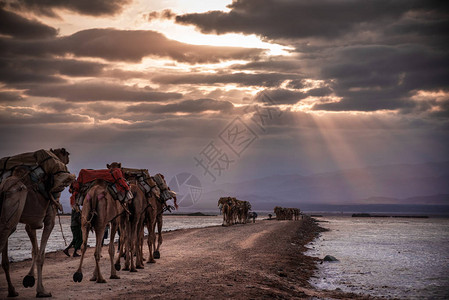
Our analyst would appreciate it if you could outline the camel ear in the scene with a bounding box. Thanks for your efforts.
[118,163,121,168]
[107,164,110,169]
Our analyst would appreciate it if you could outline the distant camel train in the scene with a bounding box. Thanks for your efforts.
[273,206,300,220]
[218,197,252,226]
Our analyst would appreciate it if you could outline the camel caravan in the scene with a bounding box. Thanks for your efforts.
[0,149,177,298]
[217,197,253,226]
[71,162,177,283]
[273,206,301,220]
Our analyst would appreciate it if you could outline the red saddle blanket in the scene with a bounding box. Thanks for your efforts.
[70,168,129,205]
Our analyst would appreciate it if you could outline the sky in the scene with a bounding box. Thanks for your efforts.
[0,0,448,210]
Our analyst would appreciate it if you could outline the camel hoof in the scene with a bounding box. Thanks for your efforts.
[73,272,83,283]
[89,276,96,282]
[114,263,121,271]
[7,289,18,297]
[136,265,144,269]
[97,279,107,283]
[23,275,35,288]
[147,259,156,264]
[123,267,130,271]
[153,251,160,259]
[110,275,120,279]
[130,269,137,273]
[36,292,52,298]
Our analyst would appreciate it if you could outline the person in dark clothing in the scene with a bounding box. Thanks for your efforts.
[102,224,109,246]
[63,207,82,257]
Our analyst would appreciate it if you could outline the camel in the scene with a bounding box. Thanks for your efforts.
[235,200,251,224]
[150,173,177,260]
[293,208,300,220]
[0,148,74,298]
[114,182,154,272]
[105,163,162,266]
[274,206,284,220]
[218,197,235,226]
[73,179,125,283]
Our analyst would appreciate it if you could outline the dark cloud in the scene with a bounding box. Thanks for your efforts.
[39,101,76,112]
[0,7,58,39]
[0,29,264,63]
[127,99,234,114]
[146,9,176,22]
[0,57,66,85]
[255,89,307,105]
[25,82,183,102]
[316,44,449,111]
[7,0,132,17]
[175,0,425,40]
[0,57,105,85]
[0,108,90,124]
[151,72,293,87]
[307,87,332,97]
[0,91,23,102]
[230,58,303,73]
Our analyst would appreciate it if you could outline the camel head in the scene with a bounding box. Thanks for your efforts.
[50,148,70,164]
[107,162,121,169]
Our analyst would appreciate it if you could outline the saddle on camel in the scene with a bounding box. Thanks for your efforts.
[0,148,75,298]
[70,168,132,208]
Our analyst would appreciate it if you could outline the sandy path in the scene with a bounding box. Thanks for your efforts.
[1,217,374,299]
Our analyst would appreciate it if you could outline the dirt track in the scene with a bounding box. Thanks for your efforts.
[1,217,375,299]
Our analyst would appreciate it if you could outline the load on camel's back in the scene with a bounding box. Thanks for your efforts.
[70,168,132,207]
[0,148,75,203]
[0,148,75,298]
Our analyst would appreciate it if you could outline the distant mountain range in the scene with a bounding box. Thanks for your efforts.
[198,161,449,213]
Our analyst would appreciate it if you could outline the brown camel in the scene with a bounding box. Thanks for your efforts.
[218,197,235,226]
[114,183,147,272]
[73,180,125,283]
[150,173,177,260]
[0,149,74,298]
[105,163,161,266]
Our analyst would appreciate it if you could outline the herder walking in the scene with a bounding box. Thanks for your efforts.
[64,207,82,257]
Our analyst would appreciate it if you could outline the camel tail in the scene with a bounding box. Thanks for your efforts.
[85,188,103,228]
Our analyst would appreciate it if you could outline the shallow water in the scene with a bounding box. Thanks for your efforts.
[3,215,223,262]
[307,216,449,299]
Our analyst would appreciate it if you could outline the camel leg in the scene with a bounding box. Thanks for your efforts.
[123,218,131,271]
[33,205,56,297]
[146,217,156,264]
[2,240,18,297]
[93,225,107,283]
[127,221,134,272]
[135,221,144,269]
[109,221,120,279]
[114,221,125,271]
[154,215,163,259]
[73,213,91,283]
[24,225,38,289]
